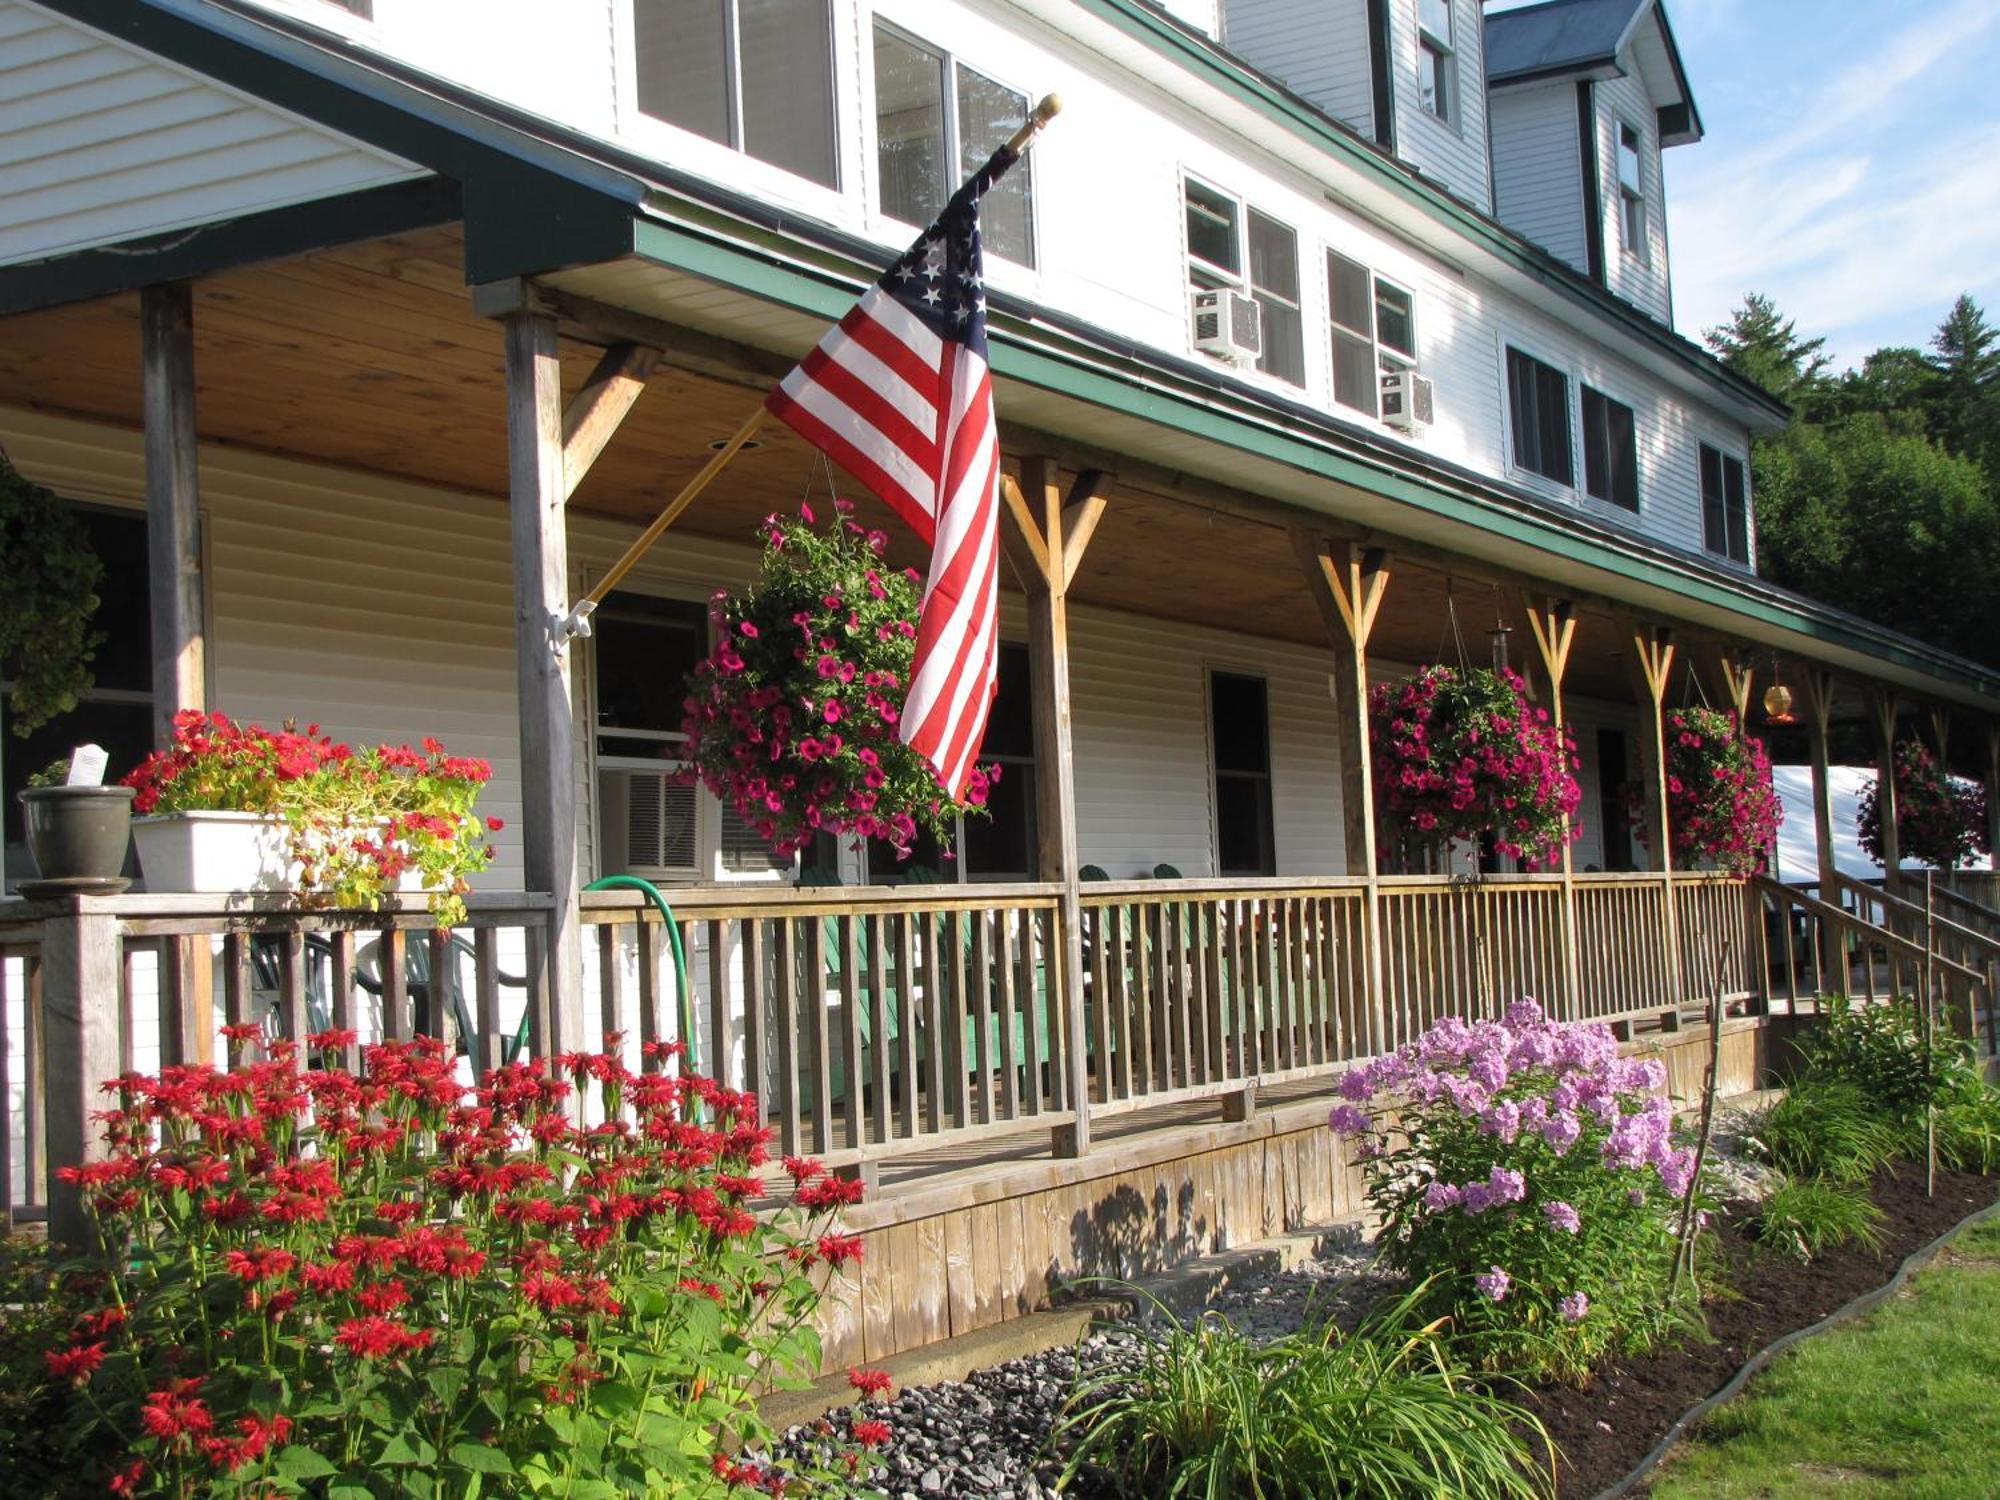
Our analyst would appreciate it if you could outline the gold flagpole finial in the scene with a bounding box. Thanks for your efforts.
[1005,94,1064,156]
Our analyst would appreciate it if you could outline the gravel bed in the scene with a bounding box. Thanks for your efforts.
[772,1093,1780,1496]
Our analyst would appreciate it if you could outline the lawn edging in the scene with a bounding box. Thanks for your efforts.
[1593,1189,2000,1499]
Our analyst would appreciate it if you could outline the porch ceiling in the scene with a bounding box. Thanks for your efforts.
[0,224,1891,714]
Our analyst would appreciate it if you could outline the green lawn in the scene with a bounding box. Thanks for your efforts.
[1648,1216,2000,1498]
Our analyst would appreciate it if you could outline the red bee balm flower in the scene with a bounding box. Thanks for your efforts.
[848,1367,893,1400]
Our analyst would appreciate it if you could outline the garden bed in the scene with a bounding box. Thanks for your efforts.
[1526,1163,1999,1498]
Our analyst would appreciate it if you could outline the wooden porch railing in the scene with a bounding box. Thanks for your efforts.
[6,870,1767,1234]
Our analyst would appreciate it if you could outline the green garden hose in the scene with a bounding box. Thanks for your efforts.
[510,877,698,1074]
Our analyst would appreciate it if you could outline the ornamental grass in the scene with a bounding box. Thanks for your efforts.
[18,1034,887,1498]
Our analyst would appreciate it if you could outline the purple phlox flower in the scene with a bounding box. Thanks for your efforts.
[1542,1200,1581,1235]
[1478,1099,1522,1144]
[1424,1180,1463,1212]
[1559,1292,1589,1323]
[1327,1103,1371,1137]
[1468,1050,1511,1093]
[1504,998,1546,1028]
[1475,1266,1511,1302]
[1538,1109,1582,1156]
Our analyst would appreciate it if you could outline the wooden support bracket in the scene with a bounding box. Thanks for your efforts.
[561,342,661,501]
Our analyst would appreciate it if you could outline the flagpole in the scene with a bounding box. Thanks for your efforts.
[561,93,1063,640]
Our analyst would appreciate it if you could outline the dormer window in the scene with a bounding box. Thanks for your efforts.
[631,0,838,189]
[873,22,1036,266]
[1417,0,1455,125]
[1617,122,1647,259]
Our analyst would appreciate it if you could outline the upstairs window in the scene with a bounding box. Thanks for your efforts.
[1700,444,1750,563]
[1617,121,1647,259]
[1506,346,1573,485]
[323,0,372,15]
[1580,386,1639,511]
[873,22,1035,266]
[1327,250,1416,419]
[1417,0,1455,125]
[1183,180,1305,387]
[632,0,837,188]
[1210,671,1276,877]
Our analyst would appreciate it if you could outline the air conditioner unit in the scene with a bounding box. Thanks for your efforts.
[1191,288,1262,364]
[1380,369,1436,431]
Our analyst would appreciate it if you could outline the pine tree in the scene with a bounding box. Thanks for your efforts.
[1704,293,1831,410]
[1928,293,2000,467]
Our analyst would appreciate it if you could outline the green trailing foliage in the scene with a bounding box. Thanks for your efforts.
[1752,1177,1886,1262]
[1744,1081,1903,1185]
[1795,995,1964,1123]
[1055,1284,1551,1500]
[0,449,103,736]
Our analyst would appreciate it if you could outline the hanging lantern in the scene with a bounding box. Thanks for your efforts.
[1489,625,1512,673]
[1763,680,1795,725]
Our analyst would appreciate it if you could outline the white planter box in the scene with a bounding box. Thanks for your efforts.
[131,811,425,897]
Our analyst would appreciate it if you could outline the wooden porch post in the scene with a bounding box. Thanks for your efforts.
[1869,688,1902,875]
[42,901,121,1248]
[1520,594,1581,1019]
[1985,723,2000,877]
[143,283,206,747]
[1000,457,1107,1157]
[1293,530,1390,1055]
[1800,669,1840,893]
[1624,621,1683,1016]
[503,311,586,1060]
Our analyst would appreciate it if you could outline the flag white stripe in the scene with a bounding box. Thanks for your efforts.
[815,321,939,439]
[860,286,948,368]
[778,372,936,508]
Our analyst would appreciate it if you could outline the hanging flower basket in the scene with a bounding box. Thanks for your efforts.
[1370,665,1581,869]
[1857,740,1989,870]
[682,502,993,862]
[124,712,501,924]
[1633,705,1783,875]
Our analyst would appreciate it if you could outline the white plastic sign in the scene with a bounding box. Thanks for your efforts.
[66,743,109,787]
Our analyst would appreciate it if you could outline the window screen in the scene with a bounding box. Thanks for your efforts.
[1184,180,1240,278]
[1248,209,1304,387]
[1328,251,1378,416]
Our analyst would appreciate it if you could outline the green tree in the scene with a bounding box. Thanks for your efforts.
[1820,346,1937,431]
[1705,293,1831,410]
[1928,293,2000,469]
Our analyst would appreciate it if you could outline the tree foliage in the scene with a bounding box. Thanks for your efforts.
[1710,292,2000,668]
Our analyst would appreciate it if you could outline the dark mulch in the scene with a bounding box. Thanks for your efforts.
[1522,1164,2000,1499]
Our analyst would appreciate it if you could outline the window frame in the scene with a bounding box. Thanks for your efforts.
[1416,0,1457,128]
[1579,381,1641,513]
[583,581,795,886]
[1615,118,1648,262]
[869,17,1039,269]
[1698,441,1752,564]
[1324,248,1419,422]
[1180,172,1307,388]
[1501,337,1576,489]
[1206,666,1278,879]
[618,0,845,203]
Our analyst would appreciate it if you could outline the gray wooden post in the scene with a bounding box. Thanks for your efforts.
[42,900,122,1248]
[142,282,206,747]
[503,312,586,1062]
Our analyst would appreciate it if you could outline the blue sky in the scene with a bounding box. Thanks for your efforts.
[1492,0,2000,370]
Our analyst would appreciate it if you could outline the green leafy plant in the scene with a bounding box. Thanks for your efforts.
[29,1034,887,1497]
[125,711,501,926]
[1743,1081,1903,1184]
[1330,1001,1705,1381]
[1857,741,1988,870]
[1933,1072,2000,1173]
[1794,994,1963,1123]
[0,450,103,736]
[1055,1284,1550,1499]
[25,755,74,789]
[1752,1177,1886,1261]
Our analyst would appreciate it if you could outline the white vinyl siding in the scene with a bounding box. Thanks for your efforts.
[1488,82,1589,274]
[1219,0,1377,137]
[0,0,426,268]
[1389,0,1490,211]
[1594,70,1671,321]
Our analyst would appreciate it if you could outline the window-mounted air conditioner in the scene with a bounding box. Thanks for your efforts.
[1381,369,1436,431]
[1191,288,1262,364]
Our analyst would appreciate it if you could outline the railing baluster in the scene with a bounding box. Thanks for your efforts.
[867,913,893,1142]
[635,920,662,1062]
[25,952,45,1209]
[805,915,832,1156]
[895,914,920,1137]
[380,927,408,1042]
[841,914,865,1151]
[919,912,946,1134]
[473,927,502,1073]
[1,949,13,1228]
[330,929,358,1064]
[597,924,623,1056]
[707,921,732,1090]
[995,909,1020,1121]
[278,929,308,1046]
[1087,904,1110,1104]
[117,942,136,1076]
[1107,903,1131,1101]
[743,919,770,1121]
[428,928,452,1044]
[971,908,995,1126]
[946,909,971,1129]
[773,918,802,1159]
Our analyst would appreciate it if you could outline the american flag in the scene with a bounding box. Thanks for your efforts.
[766,145,1020,799]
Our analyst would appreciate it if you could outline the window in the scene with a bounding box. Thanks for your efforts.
[872,22,1035,265]
[1183,180,1305,386]
[1417,0,1455,124]
[1327,251,1417,418]
[960,644,1036,879]
[1617,122,1646,259]
[1700,444,1750,563]
[632,0,837,188]
[2,507,154,894]
[1210,672,1275,877]
[1580,386,1639,511]
[592,591,788,879]
[1505,346,1573,485]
